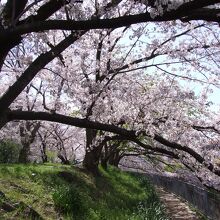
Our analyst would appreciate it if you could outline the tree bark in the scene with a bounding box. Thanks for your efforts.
[40,141,48,163]
[1,2,220,40]
[57,154,70,164]
[83,129,101,175]
[108,149,121,167]
[101,155,108,170]
[83,149,101,175]
[100,144,109,170]
[18,122,40,163]
[18,143,30,163]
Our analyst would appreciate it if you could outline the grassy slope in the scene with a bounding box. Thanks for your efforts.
[0,164,168,220]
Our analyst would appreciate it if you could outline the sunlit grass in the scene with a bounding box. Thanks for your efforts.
[0,163,168,219]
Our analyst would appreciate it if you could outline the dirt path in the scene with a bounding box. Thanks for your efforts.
[156,187,201,220]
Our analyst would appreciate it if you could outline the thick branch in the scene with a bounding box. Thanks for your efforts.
[20,0,71,24]
[131,138,179,159]
[0,32,85,116]
[154,134,204,163]
[193,125,220,134]
[1,5,220,42]
[161,0,220,19]
[2,0,28,25]
[6,110,220,176]
[153,134,220,176]
[7,110,136,138]
[0,0,72,70]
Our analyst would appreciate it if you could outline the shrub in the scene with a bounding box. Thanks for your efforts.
[130,201,169,220]
[46,150,57,163]
[53,184,88,218]
[0,139,21,163]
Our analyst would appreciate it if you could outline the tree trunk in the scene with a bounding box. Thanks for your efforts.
[41,154,48,163]
[57,154,70,164]
[18,122,40,163]
[100,143,110,170]
[40,142,48,163]
[18,143,30,163]
[108,149,121,167]
[83,149,101,175]
[101,157,108,170]
[83,128,102,175]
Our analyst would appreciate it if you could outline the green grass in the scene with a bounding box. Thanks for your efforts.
[0,163,169,220]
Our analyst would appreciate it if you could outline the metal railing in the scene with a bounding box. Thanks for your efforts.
[145,173,220,220]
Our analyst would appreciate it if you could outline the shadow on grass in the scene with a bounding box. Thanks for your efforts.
[0,164,168,220]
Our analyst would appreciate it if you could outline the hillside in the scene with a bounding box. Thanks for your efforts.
[0,164,168,220]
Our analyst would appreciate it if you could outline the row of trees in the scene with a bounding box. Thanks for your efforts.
[0,0,220,187]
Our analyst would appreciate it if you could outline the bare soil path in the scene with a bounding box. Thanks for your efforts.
[156,187,201,220]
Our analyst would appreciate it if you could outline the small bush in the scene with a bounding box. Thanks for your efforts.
[46,150,57,163]
[0,139,21,163]
[53,184,88,218]
[128,173,169,220]
[130,201,169,220]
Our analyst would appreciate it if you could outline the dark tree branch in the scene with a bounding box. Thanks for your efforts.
[0,0,124,120]
[153,134,220,176]
[132,138,180,159]
[1,4,220,43]
[193,125,220,134]
[0,0,72,70]
[6,110,220,176]
[20,0,71,24]
[0,31,86,117]
[7,110,136,138]
[154,134,205,164]
[2,0,28,25]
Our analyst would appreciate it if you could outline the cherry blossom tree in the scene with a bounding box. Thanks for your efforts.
[0,0,220,184]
